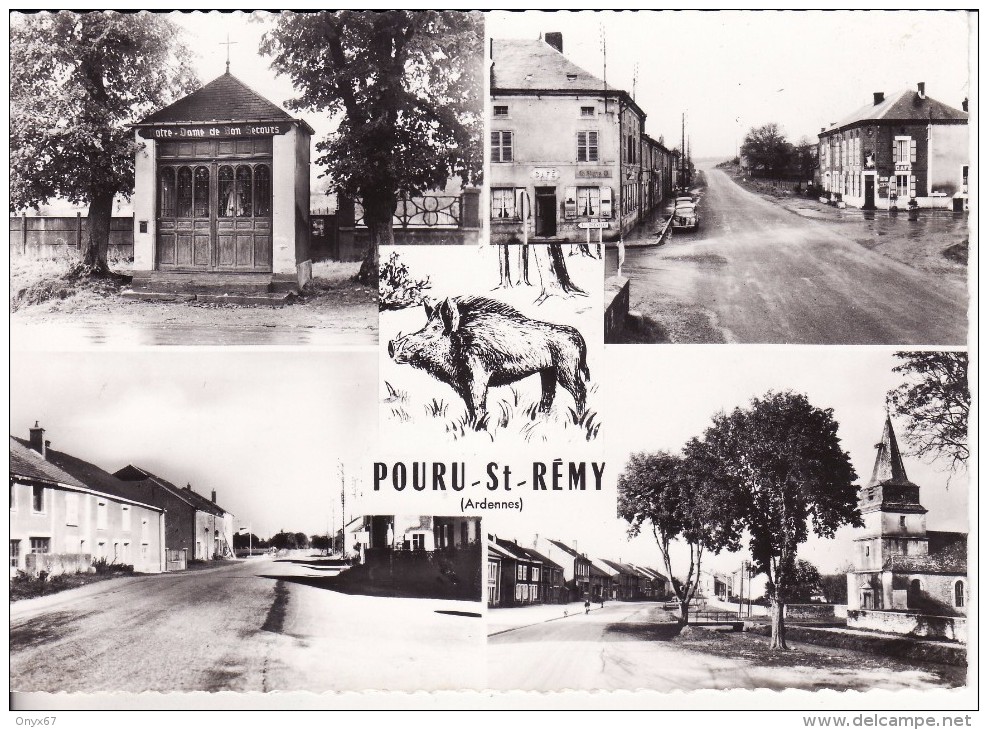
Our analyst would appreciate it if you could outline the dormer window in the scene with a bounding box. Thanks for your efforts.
[566,73,578,82]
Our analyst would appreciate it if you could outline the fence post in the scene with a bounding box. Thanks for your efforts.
[22,213,27,256]
[76,211,83,252]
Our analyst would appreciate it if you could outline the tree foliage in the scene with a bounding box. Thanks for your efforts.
[819,564,853,604]
[888,351,970,471]
[261,11,484,283]
[617,450,741,623]
[741,123,795,179]
[766,558,821,603]
[10,11,198,273]
[695,391,860,649]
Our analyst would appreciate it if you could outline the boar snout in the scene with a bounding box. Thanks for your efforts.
[389,334,407,361]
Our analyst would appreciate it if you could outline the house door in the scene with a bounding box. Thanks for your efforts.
[535,188,557,237]
[156,138,273,273]
[863,176,875,209]
[861,590,873,609]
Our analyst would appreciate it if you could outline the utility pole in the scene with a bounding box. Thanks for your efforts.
[680,112,686,192]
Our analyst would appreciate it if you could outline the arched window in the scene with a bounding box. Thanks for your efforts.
[218,166,235,218]
[193,166,210,218]
[159,168,175,217]
[176,167,193,218]
[254,164,271,217]
[236,165,253,217]
[955,581,965,608]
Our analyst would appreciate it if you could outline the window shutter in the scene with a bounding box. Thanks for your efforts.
[564,187,577,220]
[909,175,916,197]
[514,188,528,220]
[892,139,898,163]
[600,186,613,218]
[910,139,917,163]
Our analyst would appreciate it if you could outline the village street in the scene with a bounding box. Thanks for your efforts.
[608,165,968,344]
[488,602,962,691]
[10,558,484,693]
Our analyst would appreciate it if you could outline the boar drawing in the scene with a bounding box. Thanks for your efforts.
[388,296,590,419]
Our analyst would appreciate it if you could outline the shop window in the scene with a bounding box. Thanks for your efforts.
[490,188,517,219]
[577,187,601,216]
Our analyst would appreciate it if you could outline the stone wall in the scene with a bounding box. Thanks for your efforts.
[847,608,967,644]
[785,603,837,620]
[25,553,94,577]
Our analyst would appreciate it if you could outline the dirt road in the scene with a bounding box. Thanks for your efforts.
[608,166,968,344]
[10,558,483,692]
[488,602,961,691]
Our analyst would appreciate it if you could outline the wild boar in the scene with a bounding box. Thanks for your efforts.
[388,296,590,420]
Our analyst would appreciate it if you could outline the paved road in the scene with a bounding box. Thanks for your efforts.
[10,559,483,693]
[488,602,961,692]
[611,166,968,344]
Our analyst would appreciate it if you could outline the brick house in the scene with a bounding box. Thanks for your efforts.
[817,83,968,210]
[10,429,165,576]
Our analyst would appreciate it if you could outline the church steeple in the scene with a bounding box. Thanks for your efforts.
[868,415,911,487]
[859,415,926,515]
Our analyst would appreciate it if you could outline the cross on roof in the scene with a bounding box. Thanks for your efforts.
[220,34,238,75]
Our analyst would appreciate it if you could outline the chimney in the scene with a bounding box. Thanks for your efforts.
[820,127,826,134]
[544,32,563,54]
[917,82,926,99]
[873,92,885,105]
[28,422,45,458]
[963,97,968,112]
[211,489,217,504]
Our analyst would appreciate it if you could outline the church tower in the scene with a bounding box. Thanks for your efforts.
[848,416,929,609]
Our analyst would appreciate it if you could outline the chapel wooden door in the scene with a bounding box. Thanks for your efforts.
[156,138,273,273]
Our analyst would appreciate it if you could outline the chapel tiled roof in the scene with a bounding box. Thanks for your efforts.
[886,531,967,575]
[824,89,968,133]
[137,72,296,125]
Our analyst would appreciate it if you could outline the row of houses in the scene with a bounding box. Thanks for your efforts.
[489,33,681,245]
[10,423,235,576]
[487,535,671,608]
[816,82,969,211]
[343,514,481,560]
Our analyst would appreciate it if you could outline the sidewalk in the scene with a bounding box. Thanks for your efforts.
[622,201,677,247]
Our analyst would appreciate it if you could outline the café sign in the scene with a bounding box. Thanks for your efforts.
[531,167,560,182]
[138,122,292,140]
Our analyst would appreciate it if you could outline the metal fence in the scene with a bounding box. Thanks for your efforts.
[355,194,462,229]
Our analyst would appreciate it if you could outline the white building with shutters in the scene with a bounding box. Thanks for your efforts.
[818,83,969,211]
[489,33,655,243]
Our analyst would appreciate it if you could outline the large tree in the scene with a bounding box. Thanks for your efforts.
[741,123,794,179]
[888,351,970,471]
[617,450,741,624]
[696,392,861,649]
[262,11,484,284]
[10,11,198,275]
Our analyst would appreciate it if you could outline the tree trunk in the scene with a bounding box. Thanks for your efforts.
[678,598,689,625]
[80,188,115,276]
[356,192,396,286]
[769,597,788,650]
[547,243,587,296]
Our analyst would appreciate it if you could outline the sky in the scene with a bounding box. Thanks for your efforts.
[487,347,970,577]
[487,10,973,158]
[10,351,377,539]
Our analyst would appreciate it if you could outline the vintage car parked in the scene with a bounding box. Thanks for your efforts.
[672,201,699,231]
